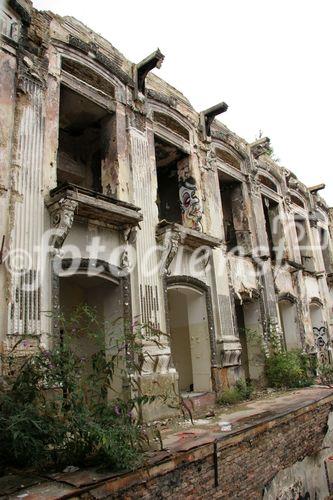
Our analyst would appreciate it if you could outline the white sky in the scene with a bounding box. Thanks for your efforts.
[33,0,333,206]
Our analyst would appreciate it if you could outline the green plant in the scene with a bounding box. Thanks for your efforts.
[0,305,167,472]
[265,350,314,389]
[235,378,253,399]
[218,379,253,406]
[256,129,280,162]
[240,318,316,391]
[318,363,333,386]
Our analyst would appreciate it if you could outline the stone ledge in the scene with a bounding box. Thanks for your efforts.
[46,183,143,228]
[156,221,222,249]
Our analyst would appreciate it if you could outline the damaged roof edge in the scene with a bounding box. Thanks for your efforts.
[15,1,329,207]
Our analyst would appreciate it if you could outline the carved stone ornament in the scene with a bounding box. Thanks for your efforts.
[123,226,138,245]
[49,198,78,250]
[249,176,261,197]
[309,211,318,228]
[221,348,242,367]
[161,229,181,276]
[139,350,172,375]
[251,144,267,159]
[316,195,329,212]
[205,147,217,171]
[288,177,300,190]
[120,246,130,271]
[284,192,292,210]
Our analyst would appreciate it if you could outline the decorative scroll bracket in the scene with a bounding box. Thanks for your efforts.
[48,198,78,251]
[160,229,181,276]
[134,49,164,98]
[200,102,228,141]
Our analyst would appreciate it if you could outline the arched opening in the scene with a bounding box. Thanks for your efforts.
[290,194,305,209]
[215,147,241,171]
[153,111,190,141]
[154,135,189,226]
[61,58,115,98]
[167,285,212,393]
[259,174,278,192]
[235,297,265,382]
[261,195,284,261]
[218,170,251,254]
[309,301,325,334]
[58,270,124,398]
[57,85,114,194]
[294,214,315,272]
[278,298,300,350]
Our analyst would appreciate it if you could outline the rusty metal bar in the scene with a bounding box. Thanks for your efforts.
[0,235,5,264]
[213,440,219,487]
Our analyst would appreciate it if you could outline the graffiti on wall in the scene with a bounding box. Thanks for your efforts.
[179,176,203,232]
[313,326,329,363]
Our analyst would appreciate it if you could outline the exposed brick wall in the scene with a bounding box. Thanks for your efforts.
[86,398,332,499]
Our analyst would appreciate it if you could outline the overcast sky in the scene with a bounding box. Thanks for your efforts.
[33,0,333,206]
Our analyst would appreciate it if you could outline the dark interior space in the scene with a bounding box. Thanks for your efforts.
[57,85,110,193]
[320,227,333,273]
[294,214,315,272]
[262,196,278,261]
[219,171,241,252]
[154,136,187,224]
[235,299,250,380]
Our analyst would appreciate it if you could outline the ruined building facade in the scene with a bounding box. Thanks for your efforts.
[1,0,333,418]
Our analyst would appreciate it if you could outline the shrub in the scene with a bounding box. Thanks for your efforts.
[218,388,242,405]
[218,379,253,406]
[265,350,314,389]
[318,363,333,386]
[235,378,253,399]
[0,306,166,472]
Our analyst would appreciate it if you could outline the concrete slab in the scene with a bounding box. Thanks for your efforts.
[0,475,44,496]
[162,386,333,452]
[6,480,77,499]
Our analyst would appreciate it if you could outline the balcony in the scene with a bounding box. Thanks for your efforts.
[156,221,221,249]
[46,183,142,228]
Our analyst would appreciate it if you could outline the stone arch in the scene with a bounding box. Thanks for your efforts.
[153,110,190,142]
[60,36,131,89]
[258,172,279,193]
[56,55,122,196]
[278,292,297,304]
[164,275,217,393]
[278,293,302,350]
[58,46,127,97]
[212,140,247,171]
[234,293,265,382]
[149,102,193,142]
[52,257,132,335]
[310,296,324,308]
[51,257,132,398]
[214,146,242,171]
[289,191,306,209]
[61,56,116,98]
[150,104,192,140]
[258,159,284,184]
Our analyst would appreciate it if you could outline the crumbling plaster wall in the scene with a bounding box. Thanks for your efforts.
[264,410,333,499]
[0,42,17,350]
[1,0,333,399]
